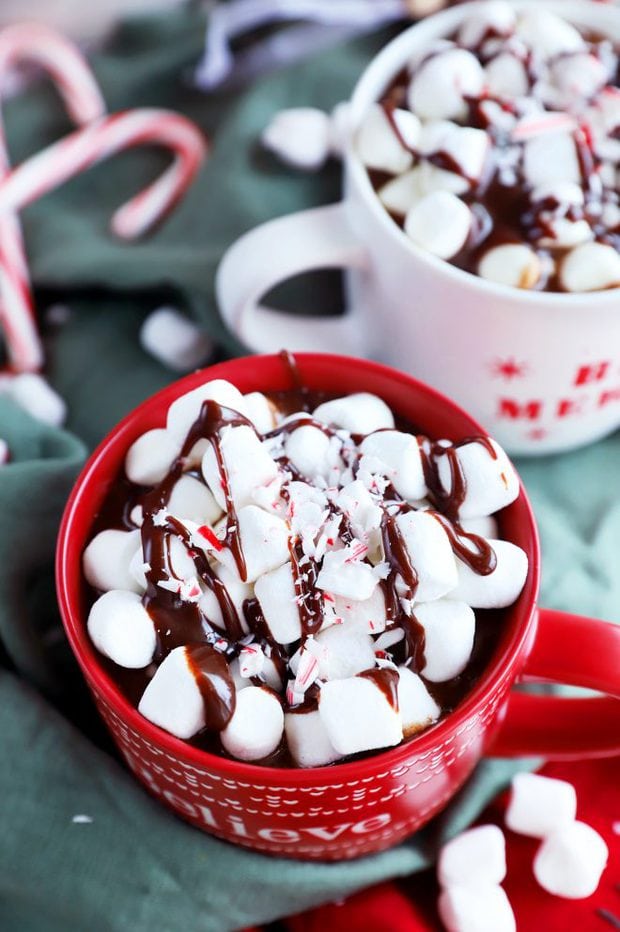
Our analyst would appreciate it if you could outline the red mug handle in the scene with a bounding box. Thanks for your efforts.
[490,608,620,759]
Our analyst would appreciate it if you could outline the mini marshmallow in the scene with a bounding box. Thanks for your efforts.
[533,821,609,899]
[88,589,156,669]
[543,53,609,111]
[139,307,213,372]
[314,622,376,680]
[202,425,278,510]
[539,218,593,250]
[478,244,542,290]
[129,505,143,528]
[167,474,222,525]
[515,9,585,59]
[408,49,485,122]
[484,52,529,99]
[561,242,620,293]
[438,885,516,932]
[284,424,332,480]
[378,167,425,216]
[334,479,383,543]
[284,709,341,768]
[523,132,580,188]
[329,585,387,635]
[83,529,143,594]
[397,666,440,736]
[166,533,199,584]
[458,2,516,50]
[459,515,498,539]
[261,107,332,171]
[166,379,248,445]
[243,391,278,434]
[138,645,206,738]
[316,546,378,601]
[2,373,66,427]
[255,562,301,644]
[125,428,181,486]
[404,191,472,260]
[417,161,470,197]
[506,772,577,838]
[394,510,457,602]
[198,562,252,634]
[432,125,490,185]
[355,103,419,175]
[360,430,426,501]
[223,505,289,584]
[450,539,528,609]
[319,674,402,755]
[438,824,507,887]
[220,685,284,761]
[414,599,476,683]
[436,438,519,518]
[313,393,394,434]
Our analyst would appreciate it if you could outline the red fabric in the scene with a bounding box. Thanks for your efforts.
[284,757,620,932]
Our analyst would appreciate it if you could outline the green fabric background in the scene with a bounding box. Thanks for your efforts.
[0,10,618,931]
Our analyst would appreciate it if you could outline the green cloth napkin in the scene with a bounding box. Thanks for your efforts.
[0,10,618,931]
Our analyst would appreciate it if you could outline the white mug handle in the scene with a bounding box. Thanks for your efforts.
[215,202,369,353]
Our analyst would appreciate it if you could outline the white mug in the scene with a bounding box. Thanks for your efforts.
[216,0,620,456]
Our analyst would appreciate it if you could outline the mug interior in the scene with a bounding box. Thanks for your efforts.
[56,353,541,781]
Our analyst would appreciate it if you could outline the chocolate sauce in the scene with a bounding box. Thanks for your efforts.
[185,643,236,731]
[359,667,400,711]
[288,536,323,638]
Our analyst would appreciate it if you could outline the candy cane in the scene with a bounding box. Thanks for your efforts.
[0,109,207,241]
[0,23,105,372]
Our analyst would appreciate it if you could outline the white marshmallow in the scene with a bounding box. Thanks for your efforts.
[378,167,425,216]
[506,773,577,839]
[319,674,402,755]
[532,182,585,209]
[485,52,529,99]
[408,49,485,122]
[129,546,149,591]
[316,546,378,601]
[284,425,332,480]
[129,505,143,528]
[438,885,516,932]
[138,646,205,739]
[2,373,66,427]
[543,53,608,111]
[243,391,278,434]
[533,821,609,899]
[561,242,620,293]
[284,709,341,768]
[436,438,519,518]
[414,599,476,683]
[314,622,376,680]
[394,510,457,602]
[313,393,394,434]
[539,218,593,250]
[202,425,278,510]
[404,191,471,260]
[459,515,498,539]
[88,589,155,669]
[478,244,542,290]
[198,562,252,634]
[355,103,419,175]
[328,585,387,635]
[360,430,426,501]
[255,561,301,644]
[139,307,213,373]
[334,479,383,543]
[220,685,284,761]
[261,107,332,171]
[458,2,516,49]
[397,666,440,736]
[434,126,490,185]
[125,428,181,486]
[515,9,585,59]
[83,528,143,593]
[166,379,248,445]
[450,539,528,609]
[167,474,222,525]
[224,505,289,584]
[438,824,507,887]
[416,161,470,197]
[523,131,580,189]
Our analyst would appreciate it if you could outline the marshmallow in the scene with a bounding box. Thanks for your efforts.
[539,218,593,250]
[220,685,284,761]
[334,479,383,545]
[355,103,419,175]
[515,9,585,59]
[329,585,387,635]
[416,161,470,197]
[139,307,213,372]
[438,885,516,932]
[523,132,580,188]
[543,53,609,111]
[532,182,585,208]
[284,709,341,768]
[484,53,529,99]
[138,646,206,739]
[88,589,155,669]
[432,126,490,185]
[223,505,289,584]
[378,167,425,216]
[314,622,376,680]
[436,438,519,518]
[167,533,199,583]
[202,425,278,510]
[284,424,333,480]
[167,474,222,525]
[438,824,507,887]
[394,510,458,602]
[129,505,143,527]
[243,391,278,434]
[261,107,332,171]
[319,674,402,755]
[1,373,66,427]
[255,562,301,644]
[459,515,498,539]
[450,539,528,609]
[313,393,394,434]
[360,430,426,501]
[561,242,620,293]
[408,49,485,122]
[533,821,609,899]
[458,2,516,50]
[316,546,378,601]
[404,191,472,260]
[0,438,8,464]
[83,529,143,593]
[166,379,248,445]
[125,428,181,486]
[397,666,440,736]
[506,773,577,839]
[478,244,542,290]
[198,562,252,635]
[414,599,476,682]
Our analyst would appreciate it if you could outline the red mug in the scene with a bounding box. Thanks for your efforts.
[56,354,620,861]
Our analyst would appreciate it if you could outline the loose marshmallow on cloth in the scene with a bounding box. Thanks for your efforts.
[254,562,301,644]
[125,428,181,485]
[88,590,156,669]
[438,885,516,932]
[139,307,213,372]
[533,821,609,899]
[0,373,66,427]
[397,666,440,736]
[404,191,472,260]
[450,539,528,609]
[414,599,476,682]
[319,674,402,755]
[83,528,143,593]
[408,48,485,122]
[262,107,333,171]
[166,379,248,445]
[202,424,278,510]
[313,393,394,434]
[220,686,284,761]
[355,103,419,174]
[438,824,507,887]
[436,438,519,519]
[506,772,577,838]
[394,510,457,602]
[284,709,341,768]
[138,646,206,739]
[314,622,376,680]
[360,430,426,501]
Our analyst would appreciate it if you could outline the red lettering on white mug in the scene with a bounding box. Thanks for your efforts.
[556,398,583,418]
[598,386,620,408]
[497,398,543,420]
[574,361,611,386]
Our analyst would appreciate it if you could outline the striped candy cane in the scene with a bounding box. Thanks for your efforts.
[0,23,105,372]
[0,109,207,241]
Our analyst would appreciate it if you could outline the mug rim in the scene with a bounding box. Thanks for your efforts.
[56,353,542,782]
[345,0,620,313]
